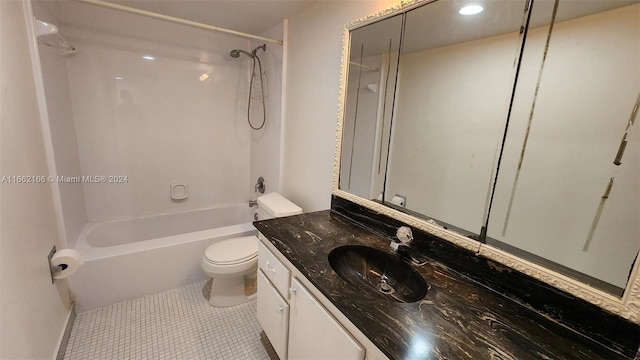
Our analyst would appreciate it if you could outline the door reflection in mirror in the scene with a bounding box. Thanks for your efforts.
[339,14,403,201]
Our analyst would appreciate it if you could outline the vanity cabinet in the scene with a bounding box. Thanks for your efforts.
[288,278,365,359]
[257,234,372,360]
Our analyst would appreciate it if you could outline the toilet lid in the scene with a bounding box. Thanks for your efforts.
[204,236,258,265]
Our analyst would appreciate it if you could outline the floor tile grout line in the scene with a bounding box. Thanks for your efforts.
[63,280,277,360]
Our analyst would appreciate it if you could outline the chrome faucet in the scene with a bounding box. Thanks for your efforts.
[248,200,258,207]
[391,226,413,250]
[391,226,428,266]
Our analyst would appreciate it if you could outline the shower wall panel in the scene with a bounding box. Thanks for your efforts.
[249,22,285,195]
[64,25,252,221]
[33,1,88,246]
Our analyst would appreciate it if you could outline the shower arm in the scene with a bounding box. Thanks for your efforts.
[230,45,266,59]
[252,44,266,57]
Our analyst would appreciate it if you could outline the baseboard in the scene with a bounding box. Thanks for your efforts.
[55,304,76,360]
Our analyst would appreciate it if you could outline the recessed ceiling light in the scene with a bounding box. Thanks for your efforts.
[459,4,484,15]
[115,76,124,80]
[142,55,155,60]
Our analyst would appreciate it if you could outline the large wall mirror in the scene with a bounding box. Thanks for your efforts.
[334,0,640,322]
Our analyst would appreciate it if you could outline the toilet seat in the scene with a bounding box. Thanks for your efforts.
[204,236,258,265]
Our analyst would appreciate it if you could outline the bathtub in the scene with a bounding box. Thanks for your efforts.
[70,204,256,312]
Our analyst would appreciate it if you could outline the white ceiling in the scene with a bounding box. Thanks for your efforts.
[45,0,317,37]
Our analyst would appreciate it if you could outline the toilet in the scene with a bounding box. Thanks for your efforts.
[201,192,302,307]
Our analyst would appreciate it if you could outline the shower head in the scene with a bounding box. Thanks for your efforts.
[230,49,254,58]
[230,44,266,59]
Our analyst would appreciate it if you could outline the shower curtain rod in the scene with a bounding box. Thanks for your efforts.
[73,0,283,45]
[349,61,379,72]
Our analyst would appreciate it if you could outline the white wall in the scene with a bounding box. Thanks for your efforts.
[62,16,253,221]
[282,0,400,212]
[250,23,285,196]
[0,1,71,358]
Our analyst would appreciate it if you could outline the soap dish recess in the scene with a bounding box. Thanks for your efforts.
[171,183,188,200]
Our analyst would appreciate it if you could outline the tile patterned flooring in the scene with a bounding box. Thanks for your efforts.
[63,280,277,360]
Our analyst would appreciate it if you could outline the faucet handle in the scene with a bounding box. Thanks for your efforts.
[396,226,413,245]
[255,176,265,194]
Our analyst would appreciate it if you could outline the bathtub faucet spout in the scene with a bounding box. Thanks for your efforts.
[248,200,258,207]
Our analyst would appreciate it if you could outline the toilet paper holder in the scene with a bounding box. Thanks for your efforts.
[48,245,60,284]
[391,194,407,207]
[48,246,72,284]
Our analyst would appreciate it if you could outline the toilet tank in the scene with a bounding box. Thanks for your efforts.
[256,192,302,220]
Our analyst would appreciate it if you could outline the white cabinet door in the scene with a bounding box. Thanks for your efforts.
[257,270,289,360]
[288,278,365,360]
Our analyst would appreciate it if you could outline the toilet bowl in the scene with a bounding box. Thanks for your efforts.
[201,236,258,307]
[201,192,302,307]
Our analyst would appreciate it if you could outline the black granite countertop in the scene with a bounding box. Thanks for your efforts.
[254,210,633,360]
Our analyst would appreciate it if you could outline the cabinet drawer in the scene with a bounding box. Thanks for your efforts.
[257,270,289,360]
[258,240,291,299]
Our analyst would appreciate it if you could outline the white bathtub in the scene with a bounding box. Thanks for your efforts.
[70,204,256,312]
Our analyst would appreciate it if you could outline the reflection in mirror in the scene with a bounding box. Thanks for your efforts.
[339,15,403,200]
[383,0,529,235]
[487,0,640,296]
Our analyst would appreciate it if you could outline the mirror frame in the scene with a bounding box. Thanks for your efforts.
[332,0,640,324]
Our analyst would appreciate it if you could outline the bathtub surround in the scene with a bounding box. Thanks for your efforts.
[65,27,251,222]
[32,0,88,247]
[33,0,286,251]
[0,1,71,358]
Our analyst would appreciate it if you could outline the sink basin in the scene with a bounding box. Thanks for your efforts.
[328,245,428,303]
